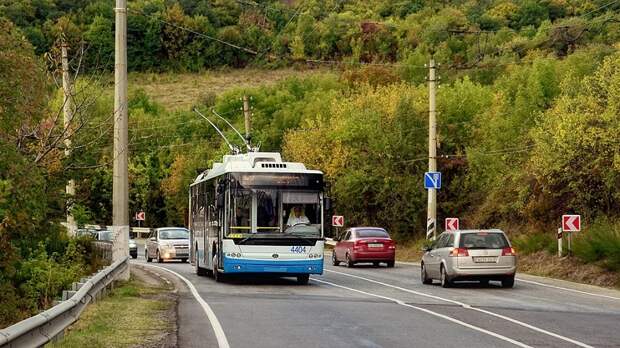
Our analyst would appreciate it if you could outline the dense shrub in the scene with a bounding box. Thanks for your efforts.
[512,233,556,256]
[573,219,620,271]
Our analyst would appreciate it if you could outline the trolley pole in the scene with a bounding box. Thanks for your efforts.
[426,58,438,240]
[61,40,76,237]
[113,0,129,279]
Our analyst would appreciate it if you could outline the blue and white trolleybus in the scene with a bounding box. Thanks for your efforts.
[189,152,326,284]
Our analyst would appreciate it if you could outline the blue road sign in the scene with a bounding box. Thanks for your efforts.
[424,172,441,189]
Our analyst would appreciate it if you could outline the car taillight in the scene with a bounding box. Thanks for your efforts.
[387,240,396,249]
[450,248,469,257]
[502,247,516,256]
[353,240,366,250]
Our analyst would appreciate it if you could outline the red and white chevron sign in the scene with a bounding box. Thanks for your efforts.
[332,215,344,227]
[445,217,459,231]
[562,215,580,232]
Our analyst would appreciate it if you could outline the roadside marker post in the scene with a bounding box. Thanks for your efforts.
[557,227,563,257]
[562,214,580,256]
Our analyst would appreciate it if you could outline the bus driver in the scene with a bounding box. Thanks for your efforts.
[286,205,310,227]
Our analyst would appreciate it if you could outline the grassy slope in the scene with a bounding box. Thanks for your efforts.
[47,275,175,348]
[129,67,323,111]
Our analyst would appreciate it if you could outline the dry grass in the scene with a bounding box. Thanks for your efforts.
[517,251,620,289]
[129,67,325,111]
[47,273,176,348]
[395,239,426,262]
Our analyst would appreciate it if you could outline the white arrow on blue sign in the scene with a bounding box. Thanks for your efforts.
[424,172,441,189]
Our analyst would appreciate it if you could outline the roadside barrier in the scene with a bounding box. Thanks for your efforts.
[0,257,129,348]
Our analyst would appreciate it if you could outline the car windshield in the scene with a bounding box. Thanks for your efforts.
[357,229,389,238]
[459,232,509,249]
[159,229,189,239]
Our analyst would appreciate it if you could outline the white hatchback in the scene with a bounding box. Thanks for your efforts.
[145,227,190,263]
[421,229,517,288]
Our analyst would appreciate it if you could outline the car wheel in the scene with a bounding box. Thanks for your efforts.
[386,260,395,268]
[181,258,187,263]
[480,279,490,286]
[421,263,432,285]
[157,250,163,263]
[440,265,452,288]
[132,254,137,259]
[146,250,152,263]
[331,252,340,266]
[373,262,380,267]
[502,276,515,288]
[297,275,310,285]
[346,253,354,268]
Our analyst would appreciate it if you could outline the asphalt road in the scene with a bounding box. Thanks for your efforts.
[132,244,620,348]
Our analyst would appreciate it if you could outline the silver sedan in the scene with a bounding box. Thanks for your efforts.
[421,229,517,288]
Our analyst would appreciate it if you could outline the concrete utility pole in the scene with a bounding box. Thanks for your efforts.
[61,40,77,237]
[113,0,129,279]
[243,94,252,142]
[426,58,438,240]
[243,95,252,143]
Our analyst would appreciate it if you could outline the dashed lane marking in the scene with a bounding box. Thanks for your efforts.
[312,278,532,348]
[325,269,594,348]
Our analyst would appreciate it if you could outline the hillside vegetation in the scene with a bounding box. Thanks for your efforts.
[2,0,620,325]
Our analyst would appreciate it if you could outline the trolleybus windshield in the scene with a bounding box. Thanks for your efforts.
[228,173,323,238]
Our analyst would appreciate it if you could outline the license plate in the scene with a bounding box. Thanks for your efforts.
[473,256,497,263]
[368,243,383,248]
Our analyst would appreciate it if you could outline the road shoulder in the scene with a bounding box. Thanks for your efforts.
[47,265,178,348]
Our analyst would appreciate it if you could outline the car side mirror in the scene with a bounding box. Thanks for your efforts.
[422,246,432,252]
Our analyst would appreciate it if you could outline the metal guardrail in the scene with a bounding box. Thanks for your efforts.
[92,240,113,265]
[0,257,129,348]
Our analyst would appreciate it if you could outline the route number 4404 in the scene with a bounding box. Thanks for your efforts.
[290,246,307,253]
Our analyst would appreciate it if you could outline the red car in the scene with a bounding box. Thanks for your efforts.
[332,227,396,267]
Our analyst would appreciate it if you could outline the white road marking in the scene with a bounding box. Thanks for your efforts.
[312,278,532,348]
[142,264,231,348]
[515,278,620,301]
[325,269,595,348]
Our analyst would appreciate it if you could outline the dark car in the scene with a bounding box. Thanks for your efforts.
[129,239,138,259]
[332,227,396,267]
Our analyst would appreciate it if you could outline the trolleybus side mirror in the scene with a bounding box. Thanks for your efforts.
[216,193,224,209]
[325,197,332,211]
